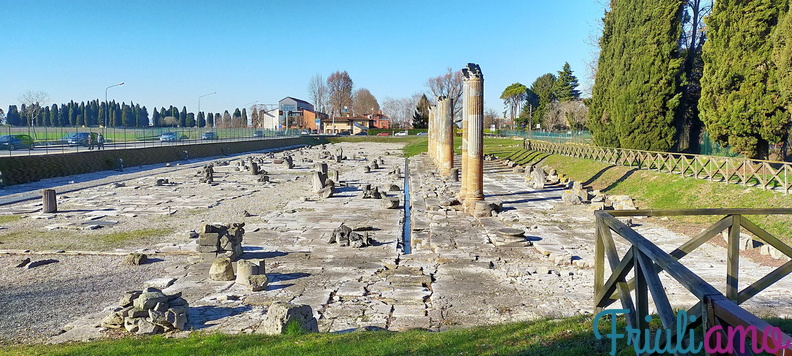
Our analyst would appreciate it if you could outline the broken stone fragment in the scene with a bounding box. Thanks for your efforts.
[100,311,125,329]
[256,302,318,335]
[136,319,164,335]
[134,291,168,310]
[248,275,269,292]
[209,257,235,281]
[118,291,142,307]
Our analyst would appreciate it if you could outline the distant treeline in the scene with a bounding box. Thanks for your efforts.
[5,100,254,128]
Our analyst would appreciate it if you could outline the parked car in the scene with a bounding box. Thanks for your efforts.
[416,132,428,136]
[336,131,350,136]
[300,130,309,135]
[353,131,368,136]
[253,131,264,138]
[0,135,33,150]
[394,131,408,136]
[66,132,92,146]
[9,134,35,148]
[377,132,390,136]
[160,132,180,142]
[201,132,218,140]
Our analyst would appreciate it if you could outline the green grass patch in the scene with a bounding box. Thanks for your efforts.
[492,148,792,240]
[0,316,625,356]
[0,215,22,224]
[97,228,173,245]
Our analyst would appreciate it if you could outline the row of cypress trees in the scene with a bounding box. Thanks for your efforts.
[5,101,251,129]
[588,0,792,159]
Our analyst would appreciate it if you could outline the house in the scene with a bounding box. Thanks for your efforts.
[278,97,327,131]
[369,112,390,129]
[321,115,374,134]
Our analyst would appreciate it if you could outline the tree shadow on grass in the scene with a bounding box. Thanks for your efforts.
[601,168,639,193]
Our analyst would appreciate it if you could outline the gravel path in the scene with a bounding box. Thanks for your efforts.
[0,254,191,344]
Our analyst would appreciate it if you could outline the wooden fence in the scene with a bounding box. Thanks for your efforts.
[595,209,792,355]
[524,140,792,193]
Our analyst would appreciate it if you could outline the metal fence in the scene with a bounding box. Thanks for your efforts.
[0,126,302,157]
[524,139,792,193]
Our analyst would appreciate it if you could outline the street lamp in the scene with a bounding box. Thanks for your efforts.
[105,82,124,135]
[198,92,217,120]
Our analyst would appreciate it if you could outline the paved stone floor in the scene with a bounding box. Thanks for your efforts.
[2,141,792,344]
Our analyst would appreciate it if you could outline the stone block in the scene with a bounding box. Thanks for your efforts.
[256,302,318,335]
[209,257,235,281]
[249,275,269,292]
[198,233,220,246]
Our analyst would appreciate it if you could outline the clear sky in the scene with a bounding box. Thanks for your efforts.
[1,0,605,116]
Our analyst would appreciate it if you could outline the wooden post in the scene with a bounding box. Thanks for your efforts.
[727,214,741,300]
[42,189,57,213]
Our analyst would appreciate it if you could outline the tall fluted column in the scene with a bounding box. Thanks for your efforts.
[437,96,454,176]
[459,68,470,200]
[428,105,436,163]
[464,63,484,206]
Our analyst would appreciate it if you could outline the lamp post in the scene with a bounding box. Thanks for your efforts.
[198,92,216,122]
[105,82,124,139]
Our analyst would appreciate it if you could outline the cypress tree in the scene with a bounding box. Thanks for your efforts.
[50,104,58,127]
[588,0,684,150]
[773,5,792,113]
[197,112,206,128]
[552,63,581,101]
[700,0,788,159]
[186,113,195,127]
[151,108,160,127]
[207,112,215,128]
[241,108,248,127]
[7,105,20,126]
[138,106,150,127]
[180,106,188,127]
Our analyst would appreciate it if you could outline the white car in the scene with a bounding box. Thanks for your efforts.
[394,131,408,136]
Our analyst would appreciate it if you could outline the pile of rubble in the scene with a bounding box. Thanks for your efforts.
[327,223,375,248]
[196,223,246,262]
[100,287,188,335]
[560,181,637,211]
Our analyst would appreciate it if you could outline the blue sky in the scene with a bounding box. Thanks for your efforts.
[1,0,605,116]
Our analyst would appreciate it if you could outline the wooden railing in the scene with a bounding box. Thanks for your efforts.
[595,209,792,355]
[524,140,792,193]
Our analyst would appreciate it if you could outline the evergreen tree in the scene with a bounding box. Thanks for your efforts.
[186,113,195,127]
[552,62,581,101]
[138,106,150,127]
[700,0,788,159]
[59,104,68,126]
[151,108,160,127]
[180,106,188,127]
[241,108,248,127]
[773,5,792,114]
[6,105,20,126]
[232,108,242,127]
[197,112,206,128]
[160,107,168,123]
[78,102,86,126]
[412,94,430,129]
[588,0,683,150]
[500,83,527,127]
[42,106,50,126]
[529,73,557,129]
[50,104,58,127]
[207,112,215,128]
[113,105,122,127]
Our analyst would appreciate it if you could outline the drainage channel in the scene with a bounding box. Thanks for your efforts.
[400,157,412,254]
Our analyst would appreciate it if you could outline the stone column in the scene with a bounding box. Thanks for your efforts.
[464,63,484,206]
[459,68,470,200]
[428,105,436,164]
[42,189,57,213]
[437,96,454,177]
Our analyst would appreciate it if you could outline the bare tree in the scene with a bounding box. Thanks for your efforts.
[307,74,329,114]
[352,88,379,115]
[543,100,588,130]
[426,68,463,120]
[18,90,50,127]
[327,71,354,118]
[381,95,421,129]
[0,108,5,125]
[484,108,499,130]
